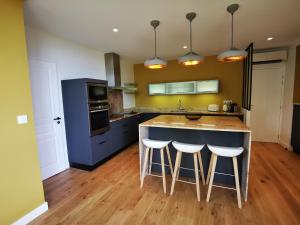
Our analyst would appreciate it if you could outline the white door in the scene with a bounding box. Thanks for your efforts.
[29,60,67,180]
[251,63,285,142]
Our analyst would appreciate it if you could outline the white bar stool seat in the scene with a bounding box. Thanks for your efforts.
[208,145,243,157]
[206,144,244,208]
[172,141,204,153]
[141,138,173,194]
[142,139,171,149]
[170,141,205,201]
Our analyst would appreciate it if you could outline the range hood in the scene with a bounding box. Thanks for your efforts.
[105,52,123,89]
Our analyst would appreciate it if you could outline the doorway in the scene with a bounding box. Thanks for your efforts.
[29,60,68,180]
[251,63,285,142]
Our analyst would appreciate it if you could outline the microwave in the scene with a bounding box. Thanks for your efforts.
[87,82,108,102]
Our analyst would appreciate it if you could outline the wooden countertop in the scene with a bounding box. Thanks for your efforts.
[140,115,250,133]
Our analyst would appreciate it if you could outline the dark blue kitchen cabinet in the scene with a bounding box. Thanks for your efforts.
[62,78,110,170]
[91,131,112,164]
[292,104,300,154]
[142,113,160,121]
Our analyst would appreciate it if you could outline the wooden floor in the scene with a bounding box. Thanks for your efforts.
[31,142,300,225]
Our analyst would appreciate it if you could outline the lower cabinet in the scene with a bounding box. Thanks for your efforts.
[72,113,159,170]
[292,104,300,154]
[91,131,112,165]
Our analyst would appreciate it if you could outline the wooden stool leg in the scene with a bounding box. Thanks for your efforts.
[140,147,150,188]
[197,152,205,185]
[160,148,167,194]
[170,151,181,195]
[176,151,182,180]
[193,153,201,201]
[206,154,218,202]
[206,153,214,184]
[148,148,153,175]
[166,145,174,177]
[233,156,242,208]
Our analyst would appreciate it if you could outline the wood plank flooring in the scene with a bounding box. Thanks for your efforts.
[30,142,300,225]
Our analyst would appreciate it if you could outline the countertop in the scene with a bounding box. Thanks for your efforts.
[140,115,250,133]
[109,113,142,122]
[110,109,244,122]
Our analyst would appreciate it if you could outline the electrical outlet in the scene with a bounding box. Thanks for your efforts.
[17,115,28,124]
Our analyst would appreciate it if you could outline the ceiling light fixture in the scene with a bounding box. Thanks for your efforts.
[178,12,204,66]
[218,4,247,62]
[267,37,273,41]
[112,28,119,32]
[144,20,167,69]
[183,45,188,49]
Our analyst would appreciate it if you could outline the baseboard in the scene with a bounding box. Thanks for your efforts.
[12,202,48,225]
[279,140,293,151]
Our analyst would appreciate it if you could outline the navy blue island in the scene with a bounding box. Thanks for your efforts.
[139,115,251,202]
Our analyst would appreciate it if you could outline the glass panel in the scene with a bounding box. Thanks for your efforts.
[196,80,219,93]
[166,81,196,95]
[148,83,166,95]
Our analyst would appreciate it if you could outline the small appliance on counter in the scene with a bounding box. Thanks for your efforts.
[208,104,219,112]
[222,100,239,112]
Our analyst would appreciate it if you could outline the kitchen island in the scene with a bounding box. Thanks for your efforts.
[139,115,251,201]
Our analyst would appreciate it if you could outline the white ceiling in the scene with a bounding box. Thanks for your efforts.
[24,0,300,63]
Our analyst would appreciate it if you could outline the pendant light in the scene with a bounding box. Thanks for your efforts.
[178,12,204,66]
[144,20,167,69]
[218,4,247,62]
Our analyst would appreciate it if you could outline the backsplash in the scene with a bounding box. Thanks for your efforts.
[108,89,123,114]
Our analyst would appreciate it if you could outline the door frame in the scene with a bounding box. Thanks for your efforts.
[29,59,69,179]
[251,62,286,142]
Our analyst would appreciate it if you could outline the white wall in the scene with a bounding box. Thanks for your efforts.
[280,46,297,149]
[25,27,135,109]
[25,27,135,168]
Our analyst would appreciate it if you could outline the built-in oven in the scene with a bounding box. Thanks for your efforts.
[89,102,110,136]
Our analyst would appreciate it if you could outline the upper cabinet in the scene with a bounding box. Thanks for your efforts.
[148,80,219,96]
[196,80,219,94]
[149,83,166,95]
[166,81,196,95]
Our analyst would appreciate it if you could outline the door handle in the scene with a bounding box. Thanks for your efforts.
[53,117,61,120]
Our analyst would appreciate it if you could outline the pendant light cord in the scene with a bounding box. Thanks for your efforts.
[231,12,234,49]
[154,27,157,57]
[190,20,192,52]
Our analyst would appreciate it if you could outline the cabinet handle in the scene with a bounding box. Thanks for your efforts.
[98,141,106,145]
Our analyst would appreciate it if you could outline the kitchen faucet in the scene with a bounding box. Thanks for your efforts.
[178,99,185,111]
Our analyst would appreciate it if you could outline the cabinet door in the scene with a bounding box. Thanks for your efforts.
[166,81,196,95]
[196,80,219,94]
[142,113,160,122]
[91,131,112,164]
[110,120,125,152]
[292,105,300,154]
[148,83,166,95]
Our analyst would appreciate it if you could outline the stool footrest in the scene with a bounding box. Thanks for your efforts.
[147,173,163,178]
[212,184,236,191]
[214,172,235,177]
[176,178,196,185]
[151,162,172,168]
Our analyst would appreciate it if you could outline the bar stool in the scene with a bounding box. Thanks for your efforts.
[170,141,205,201]
[206,144,244,208]
[140,139,173,194]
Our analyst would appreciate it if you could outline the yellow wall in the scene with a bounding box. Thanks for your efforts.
[134,56,243,109]
[0,0,45,224]
[294,46,300,103]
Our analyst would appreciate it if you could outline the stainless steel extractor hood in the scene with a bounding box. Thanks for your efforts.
[105,52,123,89]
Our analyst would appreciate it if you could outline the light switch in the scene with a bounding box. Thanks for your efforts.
[17,115,28,124]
